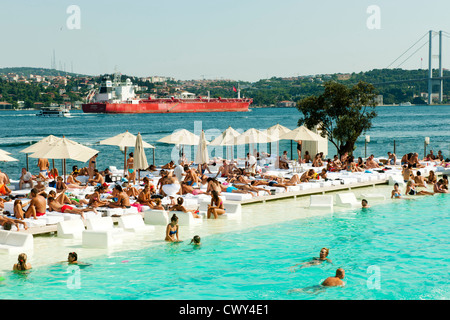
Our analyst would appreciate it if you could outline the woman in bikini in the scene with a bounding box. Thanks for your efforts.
[126,152,136,185]
[165,214,181,242]
[207,190,225,219]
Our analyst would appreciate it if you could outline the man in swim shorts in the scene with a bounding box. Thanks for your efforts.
[24,188,47,219]
[37,158,50,177]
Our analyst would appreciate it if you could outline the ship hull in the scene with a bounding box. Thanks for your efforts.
[82,100,251,114]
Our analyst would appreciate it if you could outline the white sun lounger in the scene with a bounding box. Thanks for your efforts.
[57,219,86,239]
[82,217,124,248]
[221,192,252,201]
[0,230,34,255]
[388,175,406,186]
[308,195,334,210]
[361,193,386,201]
[169,210,202,226]
[118,214,155,232]
[336,192,360,208]
[143,209,169,225]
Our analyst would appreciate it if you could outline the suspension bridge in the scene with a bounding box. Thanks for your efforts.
[372,30,450,105]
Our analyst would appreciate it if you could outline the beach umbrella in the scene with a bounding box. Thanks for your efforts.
[157,129,201,145]
[99,131,155,176]
[279,126,323,142]
[158,129,202,161]
[0,152,18,162]
[209,126,241,160]
[279,126,324,162]
[133,133,149,185]
[195,130,209,165]
[0,148,12,155]
[234,128,277,155]
[20,135,62,171]
[29,136,99,182]
[263,124,292,160]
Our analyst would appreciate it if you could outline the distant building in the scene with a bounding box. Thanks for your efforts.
[277,101,296,108]
[0,102,13,110]
[337,73,351,81]
[374,95,383,106]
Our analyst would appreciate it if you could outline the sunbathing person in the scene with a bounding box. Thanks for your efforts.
[405,180,434,196]
[183,165,200,187]
[24,188,47,219]
[303,151,311,163]
[300,169,316,182]
[86,186,109,208]
[207,190,225,219]
[413,171,427,188]
[151,198,165,210]
[402,164,414,183]
[434,179,448,193]
[122,182,139,199]
[0,214,28,231]
[251,179,288,191]
[136,184,153,206]
[55,176,68,193]
[108,185,131,208]
[48,190,82,207]
[66,172,86,189]
[87,170,105,186]
[426,170,437,184]
[234,182,269,195]
[180,181,204,196]
[365,155,380,169]
[47,196,95,219]
[0,169,12,196]
[409,153,425,168]
[205,177,222,195]
[215,160,233,178]
[312,154,323,167]
[169,197,200,218]
[161,160,175,170]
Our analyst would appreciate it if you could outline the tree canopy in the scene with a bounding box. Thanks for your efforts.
[297,81,378,156]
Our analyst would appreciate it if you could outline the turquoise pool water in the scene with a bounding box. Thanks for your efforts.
[0,194,448,300]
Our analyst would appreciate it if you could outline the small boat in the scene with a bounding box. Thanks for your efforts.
[36,105,71,117]
[399,102,412,106]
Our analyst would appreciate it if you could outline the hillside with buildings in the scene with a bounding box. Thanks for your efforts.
[1,67,449,110]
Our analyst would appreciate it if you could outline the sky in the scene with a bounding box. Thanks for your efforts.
[1,0,450,82]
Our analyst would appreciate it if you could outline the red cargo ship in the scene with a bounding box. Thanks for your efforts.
[82,76,252,114]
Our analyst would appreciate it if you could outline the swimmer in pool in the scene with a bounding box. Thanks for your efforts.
[290,248,332,272]
[66,252,91,267]
[190,235,201,246]
[288,268,345,295]
[361,199,370,208]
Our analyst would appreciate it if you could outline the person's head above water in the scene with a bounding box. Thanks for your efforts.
[336,268,345,279]
[68,252,78,263]
[319,248,329,259]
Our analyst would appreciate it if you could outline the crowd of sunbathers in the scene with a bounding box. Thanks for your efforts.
[1,147,449,229]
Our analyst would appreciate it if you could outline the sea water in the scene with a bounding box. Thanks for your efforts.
[0,105,449,178]
[0,193,448,300]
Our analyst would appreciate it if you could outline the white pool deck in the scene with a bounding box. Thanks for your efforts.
[0,161,446,273]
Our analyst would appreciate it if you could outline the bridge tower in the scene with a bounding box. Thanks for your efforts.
[428,30,444,105]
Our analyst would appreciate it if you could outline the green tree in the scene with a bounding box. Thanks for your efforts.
[297,81,378,156]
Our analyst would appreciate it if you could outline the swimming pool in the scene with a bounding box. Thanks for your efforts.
[0,193,448,300]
